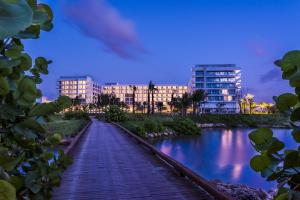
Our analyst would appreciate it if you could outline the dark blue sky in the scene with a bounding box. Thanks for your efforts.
[26,0,300,101]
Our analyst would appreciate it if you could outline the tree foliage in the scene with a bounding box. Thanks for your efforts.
[0,1,72,199]
[249,50,300,199]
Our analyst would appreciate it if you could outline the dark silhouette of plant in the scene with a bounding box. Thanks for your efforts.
[156,102,164,114]
[249,50,300,199]
[168,90,177,114]
[0,1,73,198]
[174,93,192,116]
[142,101,147,114]
[191,89,206,115]
[130,85,137,114]
[147,81,157,115]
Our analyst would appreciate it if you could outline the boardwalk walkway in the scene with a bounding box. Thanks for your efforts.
[53,120,212,200]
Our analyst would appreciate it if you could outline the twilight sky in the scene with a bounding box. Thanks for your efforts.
[26,0,300,102]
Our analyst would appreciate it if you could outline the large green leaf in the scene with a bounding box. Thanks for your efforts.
[249,128,273,145]
[14,76,37,106]
[19,118,45,133]
[0,0,33,39]
[275,93,298,112]
[292,130,300,143]
[29,103,57,116]
[291,107,300,122]
[0,77,9,96]
[0,180,16,200]
[250,154,271,172]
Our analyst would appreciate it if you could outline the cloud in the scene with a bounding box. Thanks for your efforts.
[260,67,282,83]
[61,0,146,59]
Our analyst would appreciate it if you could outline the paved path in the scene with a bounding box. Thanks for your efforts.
[53,120,212,200]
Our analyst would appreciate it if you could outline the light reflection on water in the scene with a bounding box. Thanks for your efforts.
[152,128,295,189]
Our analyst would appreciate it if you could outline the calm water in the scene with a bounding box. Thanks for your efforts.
[152,128,296,189]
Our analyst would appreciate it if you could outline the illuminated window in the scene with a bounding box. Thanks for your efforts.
[221,89,228,95]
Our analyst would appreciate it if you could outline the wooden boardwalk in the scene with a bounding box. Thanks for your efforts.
[53,120,213,200]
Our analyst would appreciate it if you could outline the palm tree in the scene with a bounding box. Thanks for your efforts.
[142,101,147,114]
[135,102,143,113]
[147,81,157,115]
[130,85,137,114]
[156,102,164,114]
[147,81,152,115]
[175,93,192,116]
[191,89,206,115]
[245,93,254,114]
[168,90,177,114]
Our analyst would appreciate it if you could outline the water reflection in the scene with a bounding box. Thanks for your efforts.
[152,128,295,189]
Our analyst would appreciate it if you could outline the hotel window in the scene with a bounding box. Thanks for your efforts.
[196,71,204,76]
[195,83,204,88]
[221,89,228,95]
[196,77,204,82]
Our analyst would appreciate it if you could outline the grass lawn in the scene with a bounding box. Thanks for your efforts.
[43,119,89,139]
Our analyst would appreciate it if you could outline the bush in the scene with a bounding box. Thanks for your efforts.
[166,117,200,135]
[121,122,145,137]
[104,105,127,122]
[144,120,158,132]
[64,111,90,120]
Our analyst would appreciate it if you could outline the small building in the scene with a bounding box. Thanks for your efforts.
[191,64,241,113]
[57,75,101,104]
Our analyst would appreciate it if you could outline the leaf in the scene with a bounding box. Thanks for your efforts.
[274,192,288,200]
[0,154,21,171]
[8,176,23,191]
[14,76,37,106]
[250,154,271,172]
[0,179,16,200]
[291,107,300,122]
[284,151,300,168]
[25,171,41,194]
[29,103,57,116]
[0,0,33,39]
[275,93,298,112]
[19,53,32,71]
[0,77,9,96]
[249,128,273,145]
[292,130,300,143]
[19,118,45,133]
[47,133,62,145]
[268,139,285,153]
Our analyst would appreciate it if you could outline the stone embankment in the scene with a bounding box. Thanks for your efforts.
[211,180,275,200]
[197,123,226,128]
[145,129,177,139]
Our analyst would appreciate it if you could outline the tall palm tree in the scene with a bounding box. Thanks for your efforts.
[130,85,137,114]
[191,89,206,115]
[168,90,177,114]
[245,93,254,114]
[179,93,192,116]
[142,101,147,114]
[147,81,157,115]
[147,81,152,115]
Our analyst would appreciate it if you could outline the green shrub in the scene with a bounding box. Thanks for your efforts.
[144,120,158,132]
[104,105,127,122]
[121,122,145,137]
[64,111,90,120]
[166,117,200,135]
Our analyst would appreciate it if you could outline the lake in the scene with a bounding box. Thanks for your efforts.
[151,128,296,190]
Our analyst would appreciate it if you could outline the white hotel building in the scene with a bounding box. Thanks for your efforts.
[101,83,188,110]
[191,64,241,113]
[57,76,101,104]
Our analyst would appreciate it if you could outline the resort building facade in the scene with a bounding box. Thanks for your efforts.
[191,64,241,113]
[57,76,101,104]
[101,83,188,111]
